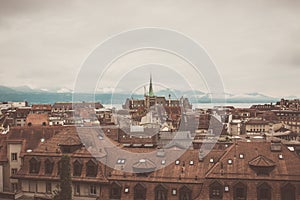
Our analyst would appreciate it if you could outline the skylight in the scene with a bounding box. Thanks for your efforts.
[117,159,126,164]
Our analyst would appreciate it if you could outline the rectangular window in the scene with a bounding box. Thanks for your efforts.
[46,182,52,194]
[11,168,18,175]
[11,183,18,192]
[74,184,80,195]
[90,185,96,195]
[29,181,36,192]
[11,153,17,161]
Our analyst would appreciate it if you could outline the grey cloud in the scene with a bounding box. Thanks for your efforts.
[0,0,299,96]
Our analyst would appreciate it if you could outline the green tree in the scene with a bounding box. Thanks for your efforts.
[54,155,72,200]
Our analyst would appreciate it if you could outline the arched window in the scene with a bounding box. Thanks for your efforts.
[234,182,247,200]
[155,184,168,200]
[281,183,296,200]
[179,185,192,200]
[110,182,122,200]
[134,183,146,200]
[257,182,271,200]
[44,158,53,174]
[86,159,98,177]
[73,160,82,176]
[209,181,222,200]
[29,157,40,174]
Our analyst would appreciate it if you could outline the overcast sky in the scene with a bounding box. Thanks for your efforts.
[0,0,299,97]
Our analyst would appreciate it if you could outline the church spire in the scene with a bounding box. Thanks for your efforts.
[149,74,154,97]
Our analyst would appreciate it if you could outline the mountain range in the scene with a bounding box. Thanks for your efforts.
[0,85,296,105]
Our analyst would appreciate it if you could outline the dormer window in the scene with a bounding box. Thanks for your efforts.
[209,181,223,199]
[155,184,167,200]
[59,137,82,153]
[86,159,98,177]
[134,183,146,200]
[281,183,296,200]
[110,182,122,199]
[29,157,40,174]
[179,186,192,200]
[73,160,83,176]
[44,158,54,174]
[234,182,247,200]
[132,159,156,174]
[257,182,271,200]
[249,155,275,176]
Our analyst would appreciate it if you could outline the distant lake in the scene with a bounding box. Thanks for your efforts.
[0,92,273,109]
[103,103,261,109]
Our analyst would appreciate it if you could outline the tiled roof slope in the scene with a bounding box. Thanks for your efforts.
[13,127,108,183]
[206,141,300,181]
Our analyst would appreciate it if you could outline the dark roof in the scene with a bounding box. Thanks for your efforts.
[6,126,60,156]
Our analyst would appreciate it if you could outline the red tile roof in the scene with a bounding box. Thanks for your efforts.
[206,141,300,181]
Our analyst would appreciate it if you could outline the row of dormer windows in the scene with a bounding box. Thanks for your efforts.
[29,157,98,177]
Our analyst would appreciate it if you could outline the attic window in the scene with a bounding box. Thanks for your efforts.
[110,182,122,199]
[210,158,214,163]
[73,160,83,176]
[161,160,166,165]
[175,160,180,165]
[117,159,126,164]
[239,154,244,159]
[278,154,283,159]
[29,157,40,174]
[228,159,233,165]
[86,159,98,177]
[189,160,194,165]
